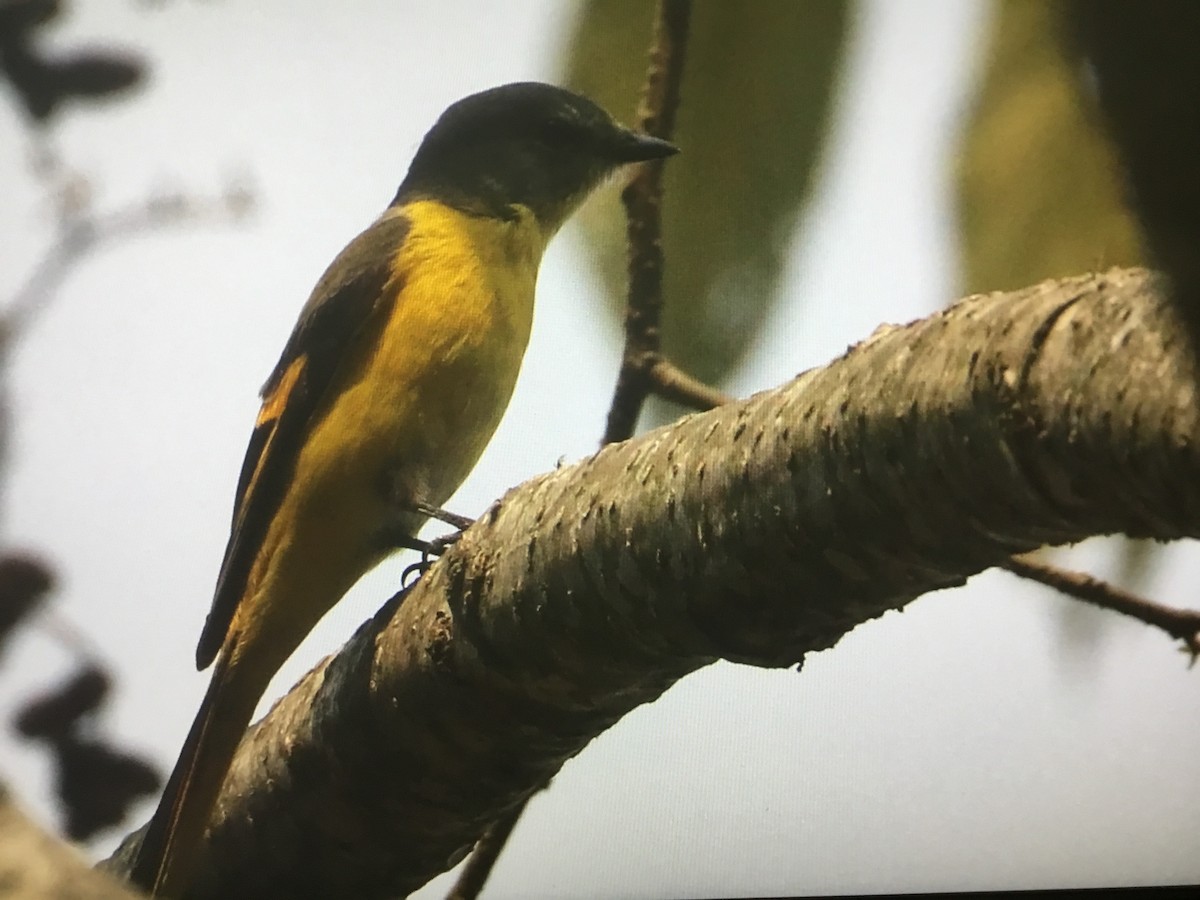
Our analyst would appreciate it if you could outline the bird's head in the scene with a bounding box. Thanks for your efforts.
[395,82,678,232]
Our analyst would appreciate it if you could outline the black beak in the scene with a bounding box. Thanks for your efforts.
[610,128,679,163]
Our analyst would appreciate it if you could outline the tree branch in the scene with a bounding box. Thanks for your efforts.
[106,267,1200,898]
[1000,554,1200,661]
[1,179,253,350]
[0,784,141,899]
[647,355,732,411]
[443,797,528,900]
[604,0,693,443]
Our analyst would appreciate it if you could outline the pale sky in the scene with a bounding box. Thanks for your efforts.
[2,2,1198,897]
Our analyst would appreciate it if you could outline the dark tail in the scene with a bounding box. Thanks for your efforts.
[128,649,264,897]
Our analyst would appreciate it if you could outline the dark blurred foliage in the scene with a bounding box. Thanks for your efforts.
[16,664,108,739]
[0,553,53,658]
[0,0,144,124]
[2,553,162,840]
[16,665,161,839]
[1,550,164,841]
[1069,1,1200,355]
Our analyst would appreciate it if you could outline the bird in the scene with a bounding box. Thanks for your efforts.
[127,81,678,896]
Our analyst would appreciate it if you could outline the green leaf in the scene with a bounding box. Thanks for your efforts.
[561,0,850,387]
[956,0,1143,295]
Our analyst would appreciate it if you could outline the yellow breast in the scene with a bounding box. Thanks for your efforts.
[372,199,547,503]
[244,199,549,651]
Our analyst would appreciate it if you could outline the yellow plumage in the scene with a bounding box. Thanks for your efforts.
[231,200,548,672]
[135,200,551,897]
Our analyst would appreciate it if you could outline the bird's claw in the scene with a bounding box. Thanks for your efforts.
[400,530,464,588]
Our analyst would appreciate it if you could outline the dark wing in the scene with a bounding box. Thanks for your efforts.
[195,212,410,669]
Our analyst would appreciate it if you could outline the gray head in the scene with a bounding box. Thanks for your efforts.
[394,82,678,228]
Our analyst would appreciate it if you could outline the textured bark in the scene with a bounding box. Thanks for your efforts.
[106,268,1200,898]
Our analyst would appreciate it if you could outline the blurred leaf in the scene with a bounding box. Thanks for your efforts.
[0,12,144,123]
[0,552,53,657]
[50,51,144,99]
[562,0,850,389]
[59,736,160,840]
[0,0,62,33]
[956,0,1143,295]
[16,664,110,741]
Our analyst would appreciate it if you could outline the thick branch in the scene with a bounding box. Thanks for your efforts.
[107,268,1200,898]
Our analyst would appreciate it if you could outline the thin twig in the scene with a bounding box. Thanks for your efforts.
[602,0,693,444]
[443,800,528,900]
[1,178,253,349]
[1001,554,1200,663]
[648,356,733,411]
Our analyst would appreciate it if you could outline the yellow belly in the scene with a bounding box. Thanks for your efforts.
[229,200,547,673]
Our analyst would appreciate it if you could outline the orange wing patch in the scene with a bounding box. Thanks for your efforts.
[195,356,310,669]
[256,357,304,428]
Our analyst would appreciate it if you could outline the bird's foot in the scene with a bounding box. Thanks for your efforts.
[400,530,464,587]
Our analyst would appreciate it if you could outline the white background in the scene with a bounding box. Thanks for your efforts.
[2,1,1197,897]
